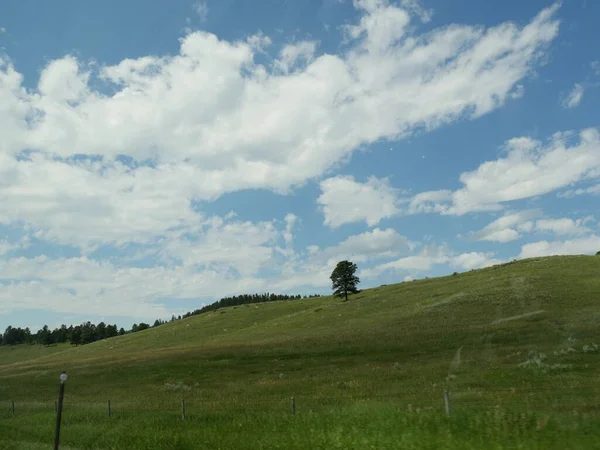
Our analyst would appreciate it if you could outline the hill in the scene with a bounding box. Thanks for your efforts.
[1,255,600,449]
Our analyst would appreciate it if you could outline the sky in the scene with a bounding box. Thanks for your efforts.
[0,0,599,332]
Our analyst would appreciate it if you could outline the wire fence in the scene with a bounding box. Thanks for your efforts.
[4,389,599,421]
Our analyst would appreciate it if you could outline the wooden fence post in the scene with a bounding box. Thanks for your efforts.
[11,400,15,415]
[291,396,296,415]
[444,391,451,416]
[181,399,186,421]
[108,400,111,418]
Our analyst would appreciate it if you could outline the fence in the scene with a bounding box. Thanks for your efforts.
[5,389,579,421]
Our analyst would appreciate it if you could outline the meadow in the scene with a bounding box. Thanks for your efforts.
[1,255,600,449]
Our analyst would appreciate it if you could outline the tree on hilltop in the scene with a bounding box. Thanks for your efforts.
[330,260,360,302]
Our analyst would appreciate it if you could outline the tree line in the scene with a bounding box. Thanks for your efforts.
[1,292,322,347]
[181,292,322,318]
[0,322,127,347]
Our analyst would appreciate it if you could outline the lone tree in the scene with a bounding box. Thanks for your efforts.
[330,260,360,301]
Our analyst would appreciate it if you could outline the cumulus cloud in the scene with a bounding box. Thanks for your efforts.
[408,190,452,214]
[559,183,600,198]
[471,210,541,243]
[361,244,502,278]
[0,255,267,318]
[320,228,413,264]
[534,217,593,236]
[318,176,401,228]
[0,1,561,248]
[412,127,600,215]
[283,213,298,247]
[519,235,600,258]
[471,211,593,242]
[400,0,433,23]
[155,217,281,277]
[0,240,19,256]
[562,83,584,109]
[450,252,503,271]
[275,41,317,73]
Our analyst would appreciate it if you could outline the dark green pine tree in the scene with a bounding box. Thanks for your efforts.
[330,260,360,302]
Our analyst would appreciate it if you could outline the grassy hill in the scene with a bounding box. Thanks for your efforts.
[1,255,600,449]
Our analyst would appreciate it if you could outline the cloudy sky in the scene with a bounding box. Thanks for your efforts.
[1,0,599,332]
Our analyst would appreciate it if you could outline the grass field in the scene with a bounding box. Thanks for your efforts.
[1,255,600,449]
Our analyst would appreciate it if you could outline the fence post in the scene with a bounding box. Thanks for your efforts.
[444,391,451,416]
[108,400,111,418]
[11,400,15,415]
[291,396,296,415]
[54,372,68,450]
[181,399,186,421]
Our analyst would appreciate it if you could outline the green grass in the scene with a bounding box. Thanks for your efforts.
[1,255,600,449]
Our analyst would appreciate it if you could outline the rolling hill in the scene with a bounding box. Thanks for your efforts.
[1,255,600,449]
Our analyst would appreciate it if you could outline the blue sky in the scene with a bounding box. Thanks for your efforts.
[1,0,599,332]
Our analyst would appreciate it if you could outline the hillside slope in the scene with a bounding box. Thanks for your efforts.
[1,255,600,449]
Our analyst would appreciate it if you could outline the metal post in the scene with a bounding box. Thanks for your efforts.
[444,391,451,416]
[54,373,67,450]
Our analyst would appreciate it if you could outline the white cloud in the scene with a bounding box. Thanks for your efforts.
[318,176,401,228]
[194,1,209,21]
[321,227,412,264]
[0,27,6,33]
[519,235,600,258]
[562,83,584,109]
[0,255,267,318]
[0,2,561,248]
[275,41,317,73]
[471,211,593,242]
[510,84,525,99]
[156,217,280,277]
[0,240,19,256]
[0,155,203,250]
[559,183,600,198]
[361,245,502,278]
[592,61,600,76]
[471,210,541,242]
[408,190,452,214]
[283,213,297,246]
[400,0,433,23]
[534,217,592,236]
[246,32,272,53]
[422,127,600,215]
[450,252,503,271]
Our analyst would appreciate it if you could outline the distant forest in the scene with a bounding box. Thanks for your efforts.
[0,292,322,347]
